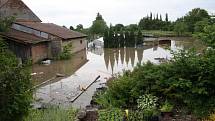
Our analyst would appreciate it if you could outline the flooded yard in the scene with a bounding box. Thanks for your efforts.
[32,37,203,109]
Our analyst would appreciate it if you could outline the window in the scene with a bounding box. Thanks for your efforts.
[12,24,49,39]
[80,40,83,44]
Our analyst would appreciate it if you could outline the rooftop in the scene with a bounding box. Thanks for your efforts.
[0,29,50,44]
[15,22,87,40]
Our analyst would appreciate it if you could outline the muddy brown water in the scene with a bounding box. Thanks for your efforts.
[32,37,204,109]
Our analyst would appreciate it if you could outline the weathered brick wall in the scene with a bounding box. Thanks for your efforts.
[31,42,48,63]
[0,0,41,22]
[49,35,62,58]
[62,38,87,54]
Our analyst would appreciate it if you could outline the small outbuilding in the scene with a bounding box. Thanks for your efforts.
[0,0,87,63]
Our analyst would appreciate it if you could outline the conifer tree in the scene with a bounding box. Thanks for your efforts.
[129,30,135,47]
[104,30,109,48]
[125,31,130,47]
[136,30,143,46]
[119,31,125,48]
[165,13,169,22]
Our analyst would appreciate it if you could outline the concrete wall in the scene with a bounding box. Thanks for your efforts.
[31,42,49,63]
[62,38,87,54]
[0,0,41,22]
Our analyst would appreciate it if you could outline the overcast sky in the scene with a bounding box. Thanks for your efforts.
[22,0,215,28]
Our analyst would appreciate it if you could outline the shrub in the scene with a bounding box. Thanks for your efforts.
[0,38,32,121]
[24,107,77,121]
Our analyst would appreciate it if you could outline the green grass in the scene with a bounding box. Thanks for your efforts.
[141,30,192,37]
[24,107,77,121]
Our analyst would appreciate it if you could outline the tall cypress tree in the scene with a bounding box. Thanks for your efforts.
[165,13,169,22]
[150,12,153,20]
[125,31,130,47]
[119,31,125,48]
[160,14,162,21]
[114,32,119,48]
[109,28,114,48]
[129,30,135,47]
[103,30,109,48]
[136,30,143,46]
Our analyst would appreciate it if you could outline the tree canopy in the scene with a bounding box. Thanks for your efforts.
[90,13,108,35]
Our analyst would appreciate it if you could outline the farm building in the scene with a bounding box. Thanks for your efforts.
[0,0,87,63]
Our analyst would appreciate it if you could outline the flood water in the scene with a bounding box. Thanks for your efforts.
[32,37,204,109]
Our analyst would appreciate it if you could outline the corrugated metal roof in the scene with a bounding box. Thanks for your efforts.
[0,29,50,44]
[15,22,87,39]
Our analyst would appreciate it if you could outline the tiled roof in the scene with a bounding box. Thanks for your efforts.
[0,29,50,44]
[15,22,87,39]
[0,0,8,8]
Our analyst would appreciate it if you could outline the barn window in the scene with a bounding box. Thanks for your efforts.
[80,40,83,44]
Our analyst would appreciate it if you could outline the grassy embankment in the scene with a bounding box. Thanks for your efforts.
[141,30,192,37]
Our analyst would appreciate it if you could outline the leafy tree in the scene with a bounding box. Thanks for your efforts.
[174,22,188,36]
[126,24,138,31]
[183,8,210,33]
[113,24,124,32]
[76,24,83,31]
[69,26,74,30]
[194,18,209,33]
[90,13,108,35]
[196,24,215,48]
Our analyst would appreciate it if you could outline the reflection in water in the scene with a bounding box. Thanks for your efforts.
[33,37,203,108]
[32,50,88,86]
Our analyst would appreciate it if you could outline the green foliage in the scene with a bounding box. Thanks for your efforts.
[0,38,32,121]
[97,48,215,118]
[0,17,15,32]
[57,43,73,60]
[174,22,188,36]
[90,13,108,35]
[160,100,174,112]
[137,94,159,117]
[194,19,209,33]
[180,8,210,33]
[136,30,143,45]
[98,108,124,121]
[196,24,215,48]
[113,24,124,32]
[139,13,171,31]
[76,24,84,32]
[24,107,77,121]
[69,26,74,30]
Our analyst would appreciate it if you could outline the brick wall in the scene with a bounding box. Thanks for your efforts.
[31,42,48,63]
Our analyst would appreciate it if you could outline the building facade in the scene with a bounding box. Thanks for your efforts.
[0,0,87,63]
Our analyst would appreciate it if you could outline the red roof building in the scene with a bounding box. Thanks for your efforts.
[0,0,87,63]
